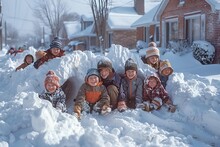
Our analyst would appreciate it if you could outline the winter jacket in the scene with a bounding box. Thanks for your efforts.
[74,82,110,113]
[16,62,29,71]
[119,76,143,109]
[39,88,67,112]
[143,75,170,104]
[101,69,121,90]
[34,49,64,69]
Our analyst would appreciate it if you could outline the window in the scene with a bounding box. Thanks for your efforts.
[165,19,178,43]
[154,25,160,43]
[185,14,205,43]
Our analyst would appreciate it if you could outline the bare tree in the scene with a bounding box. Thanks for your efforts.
[89,0,111,53]
[33,0,79,39]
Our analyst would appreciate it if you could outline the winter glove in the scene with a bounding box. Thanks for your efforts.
[101,104,111,115]
[151,97,163,110]
[117,101,127,112]
[74,105,81,119]
[168,104,176,113]
[142,101,154,112]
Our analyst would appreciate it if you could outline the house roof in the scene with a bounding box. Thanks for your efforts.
[64,21,81,39]
[131,2,161,27]
[69,24,96,39]
[206,0,220,11]
[108,6,142,30]
[155,0,220,21]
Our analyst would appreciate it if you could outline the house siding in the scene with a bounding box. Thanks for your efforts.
[161,0,220,63]
[111,30,137,49]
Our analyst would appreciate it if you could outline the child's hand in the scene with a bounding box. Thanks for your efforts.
[101,104,111,115]
[117,101,127,112]
[74,105,81,119]
[168,104,176,113]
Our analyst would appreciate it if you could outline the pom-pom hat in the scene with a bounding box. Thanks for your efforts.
[44,70,60,88]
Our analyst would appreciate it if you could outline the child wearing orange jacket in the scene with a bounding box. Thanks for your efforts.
[74,68,111,119]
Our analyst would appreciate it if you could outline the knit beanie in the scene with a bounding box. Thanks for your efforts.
[125,58,137,72]
[97,58,113,71]
[145,46,160,59]
[159,60,173,76]
[35,50,47,60]
[85,68,100,81]
[50,37,62,49]
[44,70,60,89]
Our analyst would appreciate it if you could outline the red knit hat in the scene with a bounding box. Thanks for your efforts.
[44,70,60,88]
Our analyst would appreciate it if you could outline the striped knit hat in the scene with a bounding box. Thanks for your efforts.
[159,60,173,76]
[50,37,62,49]
[145,46,160,59]
[44,70,60,89]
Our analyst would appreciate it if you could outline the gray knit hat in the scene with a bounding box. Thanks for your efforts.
[85,68,100,81]
[125,58,137,71]
[50,37,62,49]
[97,58,113,70]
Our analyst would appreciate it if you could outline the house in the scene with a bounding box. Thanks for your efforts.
[68,15,96,51]
[105,0,143,49]
[132,1,161,44]
[133,0,220,63]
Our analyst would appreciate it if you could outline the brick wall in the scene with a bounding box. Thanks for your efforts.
[161,0,220,63]
[112,30,137,49]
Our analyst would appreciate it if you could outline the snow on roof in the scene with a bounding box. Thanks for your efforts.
[132,2,160,27]
[64,21,81,39]
[69,24,96,39]
[108,7,142,30]
[206,0,220,11]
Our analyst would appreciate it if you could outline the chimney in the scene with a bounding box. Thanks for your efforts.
[134,0,145,15]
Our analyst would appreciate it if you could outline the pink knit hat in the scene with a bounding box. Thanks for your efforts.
[44,70,60,88]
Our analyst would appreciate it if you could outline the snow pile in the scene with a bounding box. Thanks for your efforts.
[0,45,220,146]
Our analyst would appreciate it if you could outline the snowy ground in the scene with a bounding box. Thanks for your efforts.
[0,44,220,147]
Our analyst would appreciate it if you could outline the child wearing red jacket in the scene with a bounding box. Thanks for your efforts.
[143,74,176,112]
[34,37,65,69]
[16,54,34,71]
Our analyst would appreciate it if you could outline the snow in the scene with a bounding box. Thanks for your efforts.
[0,44,220,147]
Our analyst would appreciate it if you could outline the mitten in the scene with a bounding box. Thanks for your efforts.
[143,101,154,112]
[101,104,111,115]
[151,97,162,110]
[74,105,81,119]
[117,101,127,112]
[168,104,176,113]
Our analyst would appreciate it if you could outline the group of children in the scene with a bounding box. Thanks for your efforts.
[14,39,176,119]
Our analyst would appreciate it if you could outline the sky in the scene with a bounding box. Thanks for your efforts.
[2,0,134,36]
[0,42,220,146]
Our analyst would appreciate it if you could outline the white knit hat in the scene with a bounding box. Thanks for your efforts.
[145,46,160,59]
